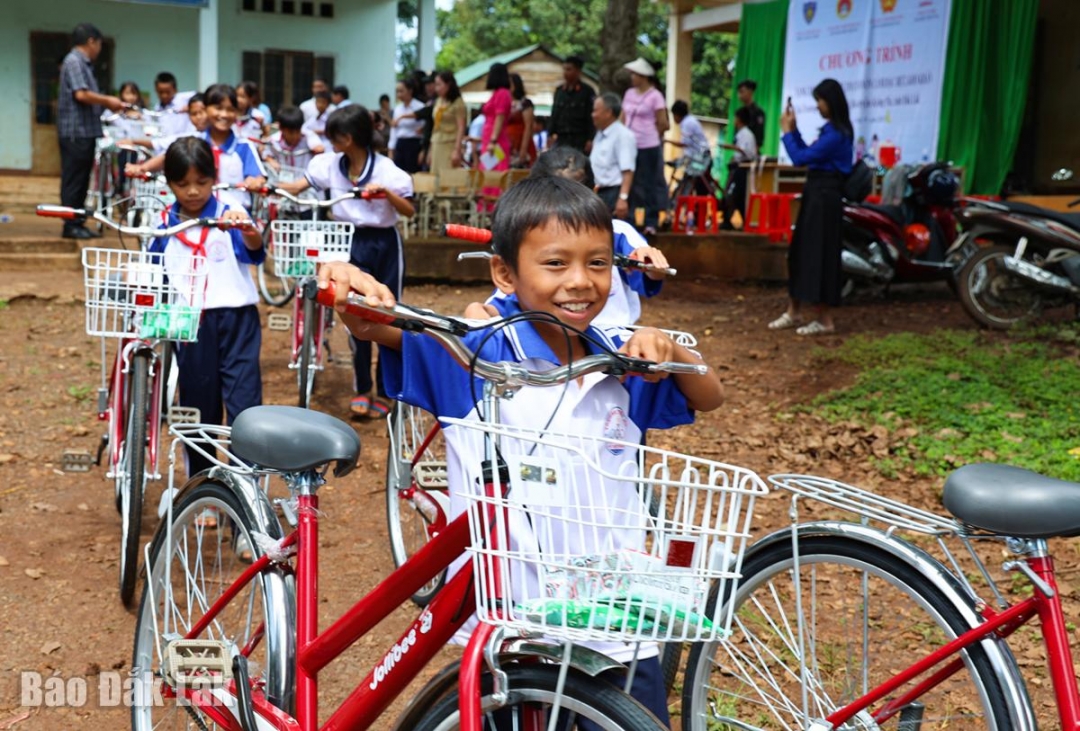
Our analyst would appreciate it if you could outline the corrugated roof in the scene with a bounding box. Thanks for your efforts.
[453,44,598,87]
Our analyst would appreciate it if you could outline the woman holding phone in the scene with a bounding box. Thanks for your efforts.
[769,79,853,335]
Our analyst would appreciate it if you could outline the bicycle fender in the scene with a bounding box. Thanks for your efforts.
[388,645,626,731]
[749,521,1036,731]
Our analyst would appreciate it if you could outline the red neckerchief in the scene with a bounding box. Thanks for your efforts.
[175,224,210,258]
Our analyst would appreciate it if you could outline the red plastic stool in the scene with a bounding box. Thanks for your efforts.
[746,193,799,243]
[672,196,718,234]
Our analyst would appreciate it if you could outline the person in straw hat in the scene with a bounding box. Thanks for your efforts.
[620,57,669,235]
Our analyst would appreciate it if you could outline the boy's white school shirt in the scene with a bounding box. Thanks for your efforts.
[304,150,413,228]
[148,197,264,309]
[150,124,198,155]
[199,129,267,211]
[156,91,196,137]
[233,108,266,143]
[265,130,324,171]
[382,294,694,662]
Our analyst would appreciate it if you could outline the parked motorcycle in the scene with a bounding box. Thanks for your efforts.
[949,170,1080,329]
[840,162,973,296]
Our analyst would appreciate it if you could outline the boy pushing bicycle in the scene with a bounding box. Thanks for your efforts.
[319,175,723,726]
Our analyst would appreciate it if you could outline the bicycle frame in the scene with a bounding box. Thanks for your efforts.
[799,545,1078,730]
[171,492,480,731]
[289,283,329,372]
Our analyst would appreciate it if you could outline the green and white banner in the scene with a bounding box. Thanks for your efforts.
[779,0,952,166]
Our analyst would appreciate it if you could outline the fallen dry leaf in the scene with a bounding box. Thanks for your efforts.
[24,568,44,579]
[40,641,61,655]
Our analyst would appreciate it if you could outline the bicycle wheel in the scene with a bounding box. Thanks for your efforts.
[297,289,317,408]
[386,403,448,606]
[257,223,295,307]
[159,341,178,420]
[118,350,150,607]
[131,479,294,730]
[412,664,666,731]
[681,534,1014,731]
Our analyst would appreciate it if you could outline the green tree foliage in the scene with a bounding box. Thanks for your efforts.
[431,0,736,118]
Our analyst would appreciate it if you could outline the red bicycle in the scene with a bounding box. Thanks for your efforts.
[679,466,1080,730]
[133,284,765,730]
[37,204,251,606]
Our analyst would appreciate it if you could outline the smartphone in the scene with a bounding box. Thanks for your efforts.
[786,96,794,111]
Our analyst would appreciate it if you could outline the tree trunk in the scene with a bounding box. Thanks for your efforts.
[599,0,639,94]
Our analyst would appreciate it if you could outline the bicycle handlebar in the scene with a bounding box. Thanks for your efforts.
[313,281,706,388]
[37,205,254,236]
[443,224,676,276]
[260,185,386,207]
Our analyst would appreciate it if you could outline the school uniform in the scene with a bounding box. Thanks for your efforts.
[484,219,661,328]
[782,122,853,306]
[156,91,197,138]
[388,99,425,174]
[381,293,691,725]
[300,110,331,151]
[233,108,266,143]
[265,130,324,173]
[150,197,265,475]
[199,129,266,212]
[723,126,759,227]
[305,149,413,397]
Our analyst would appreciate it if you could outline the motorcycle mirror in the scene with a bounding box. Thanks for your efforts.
[1051,168,1074,182]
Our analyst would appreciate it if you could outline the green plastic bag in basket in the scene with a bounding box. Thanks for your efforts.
[139,304,200,340]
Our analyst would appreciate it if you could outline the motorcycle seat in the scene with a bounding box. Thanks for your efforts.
[998,201,1080,233]
[858,202,906,227]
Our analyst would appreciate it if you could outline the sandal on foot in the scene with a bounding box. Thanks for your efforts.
[796,320,835,336]
[366,399,391,420]
[195,508,219,529]
[350,395,371,416]
[768,312,801,330]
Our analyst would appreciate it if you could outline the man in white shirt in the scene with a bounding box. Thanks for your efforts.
[589,93,637,220]
[300,78,337,123]
[154,71,196,138]
[670,100,709,159]
[720,106,759,229]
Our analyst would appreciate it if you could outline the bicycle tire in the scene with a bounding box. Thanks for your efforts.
[297,290,317,408]
[119,350,150,607]
[681,534,1014,731]
[385,403,447,606]
[257,223,295,307]
[411,663,667,731]
[131,478,294,730]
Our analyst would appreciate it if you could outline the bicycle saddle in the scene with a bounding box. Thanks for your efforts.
[230,405,361,478]
[943,463,1080,538]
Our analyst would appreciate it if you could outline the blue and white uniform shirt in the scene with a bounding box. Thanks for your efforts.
[305,150,413,228]
[199,129,266,211]
[149,197,264,310]
[381,293,692,661]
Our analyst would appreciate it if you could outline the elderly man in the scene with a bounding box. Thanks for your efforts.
[58,23,123,239]
[589,92,637,221]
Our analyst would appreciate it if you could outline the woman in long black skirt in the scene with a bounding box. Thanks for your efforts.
[769,78,854,335]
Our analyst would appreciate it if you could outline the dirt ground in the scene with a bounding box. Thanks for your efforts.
[0,269,1065,728]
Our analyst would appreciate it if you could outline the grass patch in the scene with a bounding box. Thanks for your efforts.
[805,328,1080,480]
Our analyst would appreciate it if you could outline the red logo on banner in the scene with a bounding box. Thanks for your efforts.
[837,0,853,18]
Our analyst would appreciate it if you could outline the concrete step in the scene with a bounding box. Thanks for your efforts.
[0,238,79,255]
[0,176,62,214]
[0,252,83,272]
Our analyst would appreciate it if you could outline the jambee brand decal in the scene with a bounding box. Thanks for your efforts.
[369,608,433,690]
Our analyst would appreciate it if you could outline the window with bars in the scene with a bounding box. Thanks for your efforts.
[31,31,114,125]
[242,50,334,113]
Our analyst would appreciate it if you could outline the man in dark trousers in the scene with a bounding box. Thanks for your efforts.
[736,79,766,148]
[548,55,596,153]
[58,23,123,239]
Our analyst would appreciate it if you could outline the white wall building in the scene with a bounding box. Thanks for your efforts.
[2,0,419,174]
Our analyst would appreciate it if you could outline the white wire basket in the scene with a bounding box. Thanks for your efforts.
[622,325,698,349]
[268,163,307,186]
[444,417,768,644]
[82,247,207,341]
[270,220,355,278]
[130,175,176,208]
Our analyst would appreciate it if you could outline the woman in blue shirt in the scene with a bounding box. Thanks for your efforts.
[770,78,853,335]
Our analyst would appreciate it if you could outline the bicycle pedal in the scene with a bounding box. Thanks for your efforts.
[167,407,201,425]
[61,449,94,473]
[267,313,292,331]
[164,639,233,688]
[415,461,449,489]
